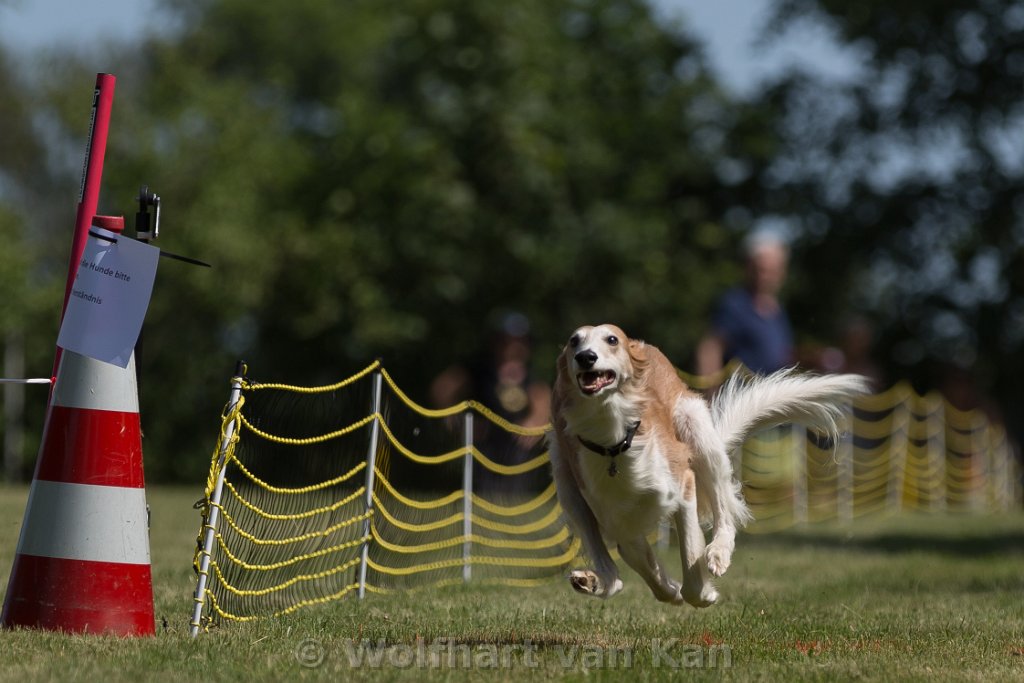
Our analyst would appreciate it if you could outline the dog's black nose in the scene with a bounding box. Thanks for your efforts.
[575,349,598,369]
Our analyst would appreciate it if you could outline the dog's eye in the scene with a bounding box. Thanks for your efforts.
[569,334,580,348]
[606,335,619,346]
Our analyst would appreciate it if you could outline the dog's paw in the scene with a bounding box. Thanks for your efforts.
[705,542,732,577]
[569,570,623,598]
[651,579,687,605]
[682,583,719,609]
[569,570,600,595]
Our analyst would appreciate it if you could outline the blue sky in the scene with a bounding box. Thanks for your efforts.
[0,0,860,96]
[0,0,161,51]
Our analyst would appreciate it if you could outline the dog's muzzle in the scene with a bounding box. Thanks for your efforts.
[573,350,616,395]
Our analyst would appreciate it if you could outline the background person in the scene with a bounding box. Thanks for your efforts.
[430,312,551,493]
[696,230,795,381]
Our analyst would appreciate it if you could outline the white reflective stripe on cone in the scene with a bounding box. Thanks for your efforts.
[15,480,150,565]
[51,350,139,413]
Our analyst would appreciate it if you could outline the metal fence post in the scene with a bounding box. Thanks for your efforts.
[837,405,854,524]
[657,520,671,550]
[357,370,383,599]
[968,413,983,511]
[792,424,808,526]
[985,423,999,510]
[932,396,947,511]
[462,410,474,583]
[190,364,246,637]
[888,395,909,513]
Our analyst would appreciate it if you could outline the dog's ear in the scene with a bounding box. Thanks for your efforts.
[550,375,566,432]
[554,346,570,400]
[627,338,650,379]
[556,345,569,379]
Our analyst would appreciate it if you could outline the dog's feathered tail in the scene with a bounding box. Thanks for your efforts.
[712,368,870,457]
[689,369,868,532]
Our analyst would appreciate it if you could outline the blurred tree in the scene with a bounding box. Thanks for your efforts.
[56,0,778,480]
[7,0,1020,484]
[759,0,1024,426]
[0,46,68,479]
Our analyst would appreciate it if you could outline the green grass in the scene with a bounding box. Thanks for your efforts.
[1,485,1023,681]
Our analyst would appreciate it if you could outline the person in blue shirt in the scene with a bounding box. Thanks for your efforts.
[696,231,795,379]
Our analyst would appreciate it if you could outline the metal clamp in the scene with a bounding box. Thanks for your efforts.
[135,186,161,241]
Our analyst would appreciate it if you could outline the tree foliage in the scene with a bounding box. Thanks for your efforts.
[83,0,774,481]
[5,0,1018,481]
[761,0,1024,424]
[0,46,78,474]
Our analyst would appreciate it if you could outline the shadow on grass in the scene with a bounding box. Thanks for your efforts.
[739,527,1024,557]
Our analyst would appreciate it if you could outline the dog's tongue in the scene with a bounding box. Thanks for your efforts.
[580,371,615,394]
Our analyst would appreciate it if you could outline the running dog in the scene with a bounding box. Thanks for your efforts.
[549,323,867,607]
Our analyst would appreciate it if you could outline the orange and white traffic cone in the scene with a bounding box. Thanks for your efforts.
[1,216,155,636]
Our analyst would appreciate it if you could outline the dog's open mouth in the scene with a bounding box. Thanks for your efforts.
[577,371,617,395]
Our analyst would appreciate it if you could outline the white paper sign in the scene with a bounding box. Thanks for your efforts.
[56,229,160,367]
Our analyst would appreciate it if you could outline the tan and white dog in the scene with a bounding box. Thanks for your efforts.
[549,323,867,607]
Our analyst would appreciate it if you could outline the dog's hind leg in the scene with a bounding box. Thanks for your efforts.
[674,469,718,607]
[617,537,684,604]
[674,396,746,577]
[699,469,738,577]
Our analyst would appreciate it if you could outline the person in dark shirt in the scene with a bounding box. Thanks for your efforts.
[697,231,795,379]
[429,312,551,492]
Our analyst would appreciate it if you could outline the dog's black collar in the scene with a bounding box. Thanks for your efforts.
[577,421,641,459]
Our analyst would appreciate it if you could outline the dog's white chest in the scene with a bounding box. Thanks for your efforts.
[577,439,680,540]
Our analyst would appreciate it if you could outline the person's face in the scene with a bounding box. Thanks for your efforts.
[747,245,788,295]
[495,336,530,363]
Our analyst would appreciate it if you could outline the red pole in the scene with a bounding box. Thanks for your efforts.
[62,73,116,317]
[51,74,116,383]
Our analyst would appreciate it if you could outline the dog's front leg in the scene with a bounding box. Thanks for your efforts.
[550,439,622,599]
[675,469,718,607]
[561,489,622,598]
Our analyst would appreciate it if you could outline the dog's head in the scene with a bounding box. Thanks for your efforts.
[556,324,648,400]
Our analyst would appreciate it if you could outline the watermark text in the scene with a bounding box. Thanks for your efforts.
[294,637,732,670]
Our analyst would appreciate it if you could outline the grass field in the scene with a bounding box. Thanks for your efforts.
[1,485,1023,681]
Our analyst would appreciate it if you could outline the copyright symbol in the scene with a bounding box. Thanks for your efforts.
[295,638,326,668]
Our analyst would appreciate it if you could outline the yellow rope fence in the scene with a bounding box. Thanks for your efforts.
[191,363,1022,630]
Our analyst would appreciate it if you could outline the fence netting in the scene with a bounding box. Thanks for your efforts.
[191,362,1021,629]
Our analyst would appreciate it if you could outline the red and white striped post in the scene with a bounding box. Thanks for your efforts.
[1,216,155,636]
